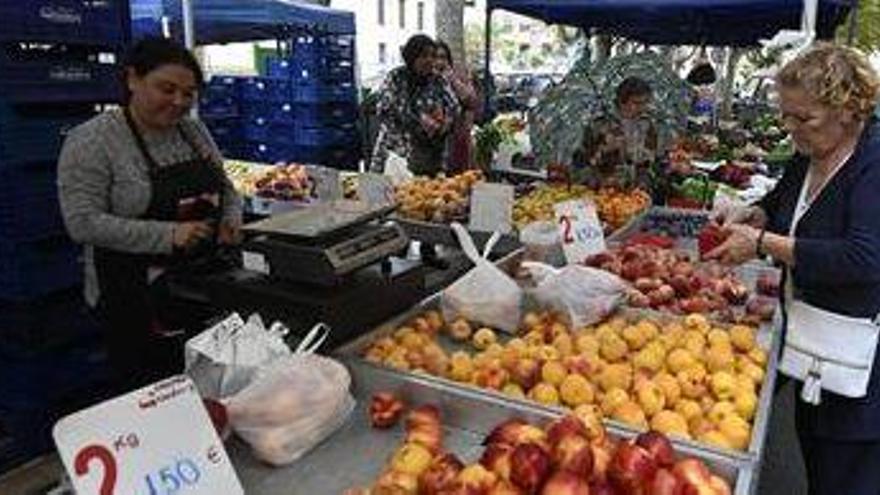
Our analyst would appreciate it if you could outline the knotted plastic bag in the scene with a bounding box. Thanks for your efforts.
[224,324,355,466]
[523,262,628,329]
[441,223,523,333]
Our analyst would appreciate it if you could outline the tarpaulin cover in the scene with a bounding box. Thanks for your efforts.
[132,0,355,43]
[487,0,853,46]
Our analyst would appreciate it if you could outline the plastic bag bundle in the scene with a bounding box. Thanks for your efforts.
[441,223,524,333]
[523,262,629,329]
[224,325,355,466]
[185,313,292,399]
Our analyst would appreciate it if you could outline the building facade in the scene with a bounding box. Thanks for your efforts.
[330,0,437,87]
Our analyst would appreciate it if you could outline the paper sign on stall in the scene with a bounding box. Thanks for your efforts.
[307,165,342,201]
[53,375,244,495]
[358,173,396,206]
[469,183,514,234]
[553,199,606,264]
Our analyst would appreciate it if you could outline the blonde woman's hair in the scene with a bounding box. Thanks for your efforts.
[777,42,880,121]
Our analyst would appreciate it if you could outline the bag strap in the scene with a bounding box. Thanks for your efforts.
[451,222,482,263]
[295,323,331,355]
[482,231,502,258]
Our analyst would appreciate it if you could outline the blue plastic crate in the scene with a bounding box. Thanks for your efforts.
[0,0,129,47]
[291,33,355,62]
[289,144,361,169]
[0,236,82,301]
[241,140,297,164]
[203,75,243,100]
[0,105,96,167]
[293,126,358,147]
[0,288,100,359]
[293,83,357,104]
[294,101,358,126]
[266,56,354,84]
[240,77,293,103]
[0,42,122,103]
[0,167,66,241]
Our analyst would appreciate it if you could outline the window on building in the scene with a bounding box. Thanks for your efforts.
[417,2,424,31]
[379,43,387,65]
[378,0,385,25]
[399,0,406,28]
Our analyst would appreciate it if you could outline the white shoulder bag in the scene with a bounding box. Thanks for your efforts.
[779,300,880,404]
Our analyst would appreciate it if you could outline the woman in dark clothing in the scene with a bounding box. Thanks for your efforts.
[370,35,460,176]
[707,43,880,495]
[434,40,480,173]
[58,38,242,392]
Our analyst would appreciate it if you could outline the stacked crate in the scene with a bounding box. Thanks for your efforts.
[202,31,361,169]
[0,0,126,471]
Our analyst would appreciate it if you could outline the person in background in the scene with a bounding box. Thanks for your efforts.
[707,43,880,495]
[575,76,658,188]
[58,37,242,391]
[370,35,460,176]
[435,40,481,173]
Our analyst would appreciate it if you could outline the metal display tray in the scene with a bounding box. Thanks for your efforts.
[229,360,755,495]
[335,293,781,469]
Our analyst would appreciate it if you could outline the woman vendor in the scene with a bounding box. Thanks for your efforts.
[58,38,242,391]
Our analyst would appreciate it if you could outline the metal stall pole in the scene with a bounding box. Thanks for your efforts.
[182,0,198,116]
[483,4,493,122]
[846,0,860,46]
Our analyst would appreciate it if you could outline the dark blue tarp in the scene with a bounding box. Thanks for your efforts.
[132,0,355,44]
[487,0,853,46]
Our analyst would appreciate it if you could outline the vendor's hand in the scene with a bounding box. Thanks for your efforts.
[218,220,242,245]
[704,224,760,265]
[173,221,214,250]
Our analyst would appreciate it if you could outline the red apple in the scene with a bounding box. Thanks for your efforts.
[552,434,595,479]
[634,431,675,468]
[510,443,552,493]
[481,443,515,481]
[589,479,618,495]
[609,442,658,495]
[651,469,684,495]
[489,481,527,495]
[547,415,589,446]
[672,458,715,495]
[591,443,614,483]
[541,471,591,495]
[670,275,692,297]
[485,419,548,451]
[708,475,732,495]
[420,453,465,495]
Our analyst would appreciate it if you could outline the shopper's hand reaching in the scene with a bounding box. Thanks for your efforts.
[173,221,214,250]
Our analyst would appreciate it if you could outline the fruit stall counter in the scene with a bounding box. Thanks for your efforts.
[228,361,755,494]
[336,292,780,466]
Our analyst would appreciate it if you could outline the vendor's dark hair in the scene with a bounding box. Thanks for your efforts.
[436,40,453,66]
[616,77,652,105]
[401,34,436,69]
[123,37,204,94]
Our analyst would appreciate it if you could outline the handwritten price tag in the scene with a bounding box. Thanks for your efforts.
[358,173,396,206]
[468,183,514,234]
[306,165,342,201]
[553,199,606,264]
[53,375,243,495]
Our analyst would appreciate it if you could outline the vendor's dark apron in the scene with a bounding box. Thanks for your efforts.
[94,108,226,391]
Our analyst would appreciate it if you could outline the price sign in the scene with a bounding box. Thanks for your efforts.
[54,376,244,495]
[554,199,606,264]
[306,165,342,201]
[358,173,396,206]
[469,182,514,234]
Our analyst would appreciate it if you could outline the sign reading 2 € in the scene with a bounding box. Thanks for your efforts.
[53,375,243,495]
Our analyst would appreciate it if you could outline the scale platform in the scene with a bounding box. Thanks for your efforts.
[241,200,409,286]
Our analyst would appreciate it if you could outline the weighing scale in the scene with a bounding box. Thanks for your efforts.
[240,200,410,286]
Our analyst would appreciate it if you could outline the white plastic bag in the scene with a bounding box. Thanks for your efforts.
[523,262,628,329]
[384,150,414,186]
[519,221,565,267]
[185,313,292,399]
[441,223,523,333]
[224,324,354,466]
